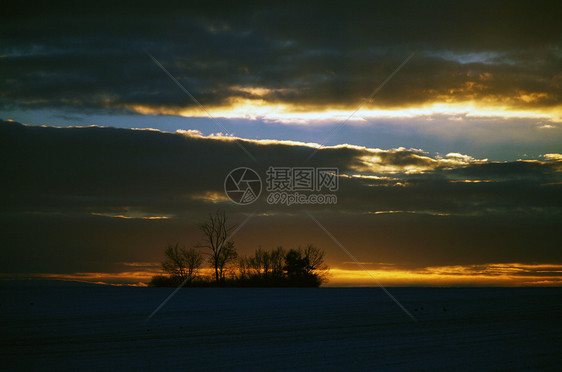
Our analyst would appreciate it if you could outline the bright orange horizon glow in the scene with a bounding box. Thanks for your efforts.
[5,262,561,287]
[327,263,562,287]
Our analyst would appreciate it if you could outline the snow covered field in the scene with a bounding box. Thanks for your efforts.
[2,284,561,371]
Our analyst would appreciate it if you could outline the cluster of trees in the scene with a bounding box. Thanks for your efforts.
[238,245,328,287]
[149,210,329,287]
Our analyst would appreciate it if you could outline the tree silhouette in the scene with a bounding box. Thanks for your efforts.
[302,244,329,280]
[197,209,237,284]
[216,240,238,281]
[284,249,309,277]
[269,246,286,278]
[161,243,203,282]
[283,245,329,286]
[241,246,286,280]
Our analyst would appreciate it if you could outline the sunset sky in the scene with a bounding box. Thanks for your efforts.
[1,1,561,286]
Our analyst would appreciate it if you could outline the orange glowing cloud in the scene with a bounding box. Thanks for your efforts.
[122,98,562,125]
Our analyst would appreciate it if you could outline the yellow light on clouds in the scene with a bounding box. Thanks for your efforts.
[125,98,561,124]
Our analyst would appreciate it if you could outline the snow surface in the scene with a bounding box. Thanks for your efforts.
[1,285,561,371]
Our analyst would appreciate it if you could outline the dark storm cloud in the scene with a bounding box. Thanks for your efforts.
[2,119,559,218]
[1,0,560,112]
[1,120,560,274]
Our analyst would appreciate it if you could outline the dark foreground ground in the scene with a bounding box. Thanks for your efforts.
[1,284,561,371]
